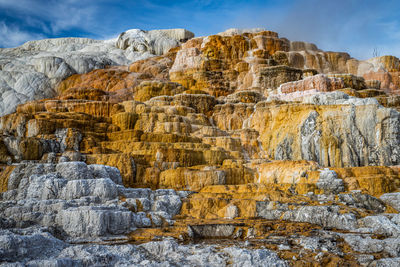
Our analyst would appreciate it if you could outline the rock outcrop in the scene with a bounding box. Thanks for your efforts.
[0,28,193,116]
[1,27,400,266]
[0,161,183,238]
[252,92,400,167]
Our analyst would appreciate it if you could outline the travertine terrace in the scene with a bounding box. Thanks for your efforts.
[1,28,400,266]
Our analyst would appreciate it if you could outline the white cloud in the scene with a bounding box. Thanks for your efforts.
[0,0,399,58]
[0,0,99,35]
[47,1,98,34]
[0,21,44,48]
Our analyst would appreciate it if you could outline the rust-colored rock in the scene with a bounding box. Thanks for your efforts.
[0,165,15,192]
[57,68,134,95]
[251,101,400,167]
[279,74,345,94]
[3,29,400,266]
[111,112,138,130]
[128,50,178,80]
[134,80,185,102]
[169,31,301,96]
[86,153,136,187]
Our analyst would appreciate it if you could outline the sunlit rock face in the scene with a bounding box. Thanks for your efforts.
[2,27,400,266]
[116,29,194,55]
[0,29,193,116]
[169,30,294,96]
[357,56,400,95]
[251,94,400,167]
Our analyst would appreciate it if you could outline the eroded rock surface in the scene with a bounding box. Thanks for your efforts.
[1,27,400,266]
[0,28,193,116]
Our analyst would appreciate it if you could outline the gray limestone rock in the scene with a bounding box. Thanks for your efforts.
[383,238,400,257]
[58,156,69,163]
[132,212,152,228]
[380,192,400,211]
[0,161,182,241]
[342,234,384,254]
[356,254,375,266]
[22,173,67,200]
[55,161,94,180]
[56,243,144,266]
[0,232,291,266]
[300,111,321,163]
[148,212,165,227]
[7,163,56,190]
[116,29,194,55]
[296,234,343,255]
[256,201,286,220]
[391,214,400,226]
[303,91,379,106]
[55,128,82,152]
[0,200,298,267]
[316,169,345,194]
[0,217,15,229]
[370,257,400,267]
[0,230,67,262]
[57,206,135,238]
[339,191,386,212]
[257,201,357,230]
[189,224,236,238]
[139,239,288,266]
[88,164,123,185]
[127,197,151,212]
[282,206,357,230]
[274,136,293,160]
[222,246,288,267]
[60,178,118,200]
[153,194,182,218]
[118,187,152,199]
[358,216,400,237]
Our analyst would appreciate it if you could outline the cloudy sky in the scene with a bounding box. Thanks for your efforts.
[0,0,399,60]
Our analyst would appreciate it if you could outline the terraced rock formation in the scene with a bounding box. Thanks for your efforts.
[1,27,400,266]
[0,29,194,116]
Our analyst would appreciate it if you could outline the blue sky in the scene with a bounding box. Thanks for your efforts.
[1,0,399,60]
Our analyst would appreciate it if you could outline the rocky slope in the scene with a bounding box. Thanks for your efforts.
[0,29,194,116]
[1,27,400,266]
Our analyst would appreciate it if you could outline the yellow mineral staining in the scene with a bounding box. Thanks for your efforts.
[86,153,136,187]
[0,165,15,192]
[57,68,137,94]
[2,28,400,266]
[251,101,400,167]
[332,166,400,196]
[133,81,185,102]
[255,160,321,194]
[169,31,298,96]
[111,112,138,130]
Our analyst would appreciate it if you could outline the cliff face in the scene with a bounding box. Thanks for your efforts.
[1,28,400,266]
[251,98,400,167]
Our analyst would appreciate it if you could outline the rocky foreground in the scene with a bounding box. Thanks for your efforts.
[1,28,400,266]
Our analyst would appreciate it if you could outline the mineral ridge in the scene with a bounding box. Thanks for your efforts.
[1,27,400,266]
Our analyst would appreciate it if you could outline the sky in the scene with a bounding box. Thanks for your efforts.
[0,0,399,60]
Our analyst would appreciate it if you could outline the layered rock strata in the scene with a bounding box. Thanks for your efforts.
[0,29,193,116]
[1,27,400,266]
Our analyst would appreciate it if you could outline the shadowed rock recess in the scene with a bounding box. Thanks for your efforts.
[1,27,400,266]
